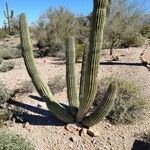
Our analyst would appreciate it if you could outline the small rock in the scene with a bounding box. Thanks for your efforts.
[65,123,82,133]
[68,144,74,149]
[112,55,119,61]
[25,122,31,132]
[37,104,42,108]
[105,122,112,129]
[91,139,97,144]
[37,102,46,109]
[79,128,87,137]
[87,127,100,137]
[69,137,78,142]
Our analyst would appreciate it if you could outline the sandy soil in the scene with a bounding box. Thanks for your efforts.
[0,40,150,150]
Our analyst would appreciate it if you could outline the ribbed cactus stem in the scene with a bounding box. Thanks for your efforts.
[79,42,89,103]
[66,37,79,115]
[4,3,14,35]
[19,13,74,123]
[82,82,117,127]
[77,0,108,121]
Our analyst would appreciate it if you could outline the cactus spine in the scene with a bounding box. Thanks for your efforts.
[4,3,14,35]
[66,37,79,115]
[19,0,117,127]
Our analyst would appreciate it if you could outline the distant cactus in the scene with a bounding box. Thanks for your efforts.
[4,3,14,35]
[19,0,117,127]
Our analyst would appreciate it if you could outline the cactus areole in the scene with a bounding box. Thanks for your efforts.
[19,0,117,127]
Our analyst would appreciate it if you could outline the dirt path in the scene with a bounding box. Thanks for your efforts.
[0,46,150,150]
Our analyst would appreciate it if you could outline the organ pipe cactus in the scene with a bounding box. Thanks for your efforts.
[66,37,79,115]
[4,3,14,35]
[19,0,117,127]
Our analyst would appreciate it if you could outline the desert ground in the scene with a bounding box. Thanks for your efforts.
[0,37,150,150]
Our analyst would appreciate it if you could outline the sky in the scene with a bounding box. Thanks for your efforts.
[0,0,150,27]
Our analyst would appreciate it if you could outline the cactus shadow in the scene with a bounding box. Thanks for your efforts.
[131,140,150,150]
[29,95,72,111]
[29,95,44,102]
[9,100,66,126]
[99,61,144,66]
[50,61,66,65]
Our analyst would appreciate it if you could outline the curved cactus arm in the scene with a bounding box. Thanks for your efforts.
[82,82,117,127]
[79,42,89,103]
[66,37,79,115]
[77,0,109,121]
[19,13,74,123]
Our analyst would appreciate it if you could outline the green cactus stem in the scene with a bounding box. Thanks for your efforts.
[82,82,117,127]
[4,3,14,35]
[77,0,109,121]
[79,42,89,103]
[19,13,74,123]
[66,37,79,115]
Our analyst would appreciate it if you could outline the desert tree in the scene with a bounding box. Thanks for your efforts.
[104,0,145,55]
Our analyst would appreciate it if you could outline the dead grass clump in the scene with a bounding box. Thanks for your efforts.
[0,61,14,72]
[48,75,66,94]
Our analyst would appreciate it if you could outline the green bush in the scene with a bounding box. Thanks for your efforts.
[34,42,65,58]
[0,48,22,60]
[140,24,150,39]
[75,43,85,63]
[33,7,89,57]
[120,34,145,48]
[36,30,47,49]
[0,131,34,150]
[48,75,66,94]
[93,78,146,124]
[0,30,7,39]
[15,81,34,94]
[0,81,12,104]
[0,109,10,126]
[0,61,14,72]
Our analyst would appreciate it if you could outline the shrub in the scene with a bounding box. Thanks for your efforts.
[103,0,145,54]
[0,81,12,105]
[0,61,14,72]
[48,75,66,94]
[46,41,65,57]
[93,78,146,124]
[0,109,10,126]
[0,131,34,150]
[15,81,34,94]
[36,30,47,49]
[0,48,22,59]
[120,34,145,48]
[75,43,85,63]
[0,30,7,39]
[33,7,89,57]
[140,24,150,39]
